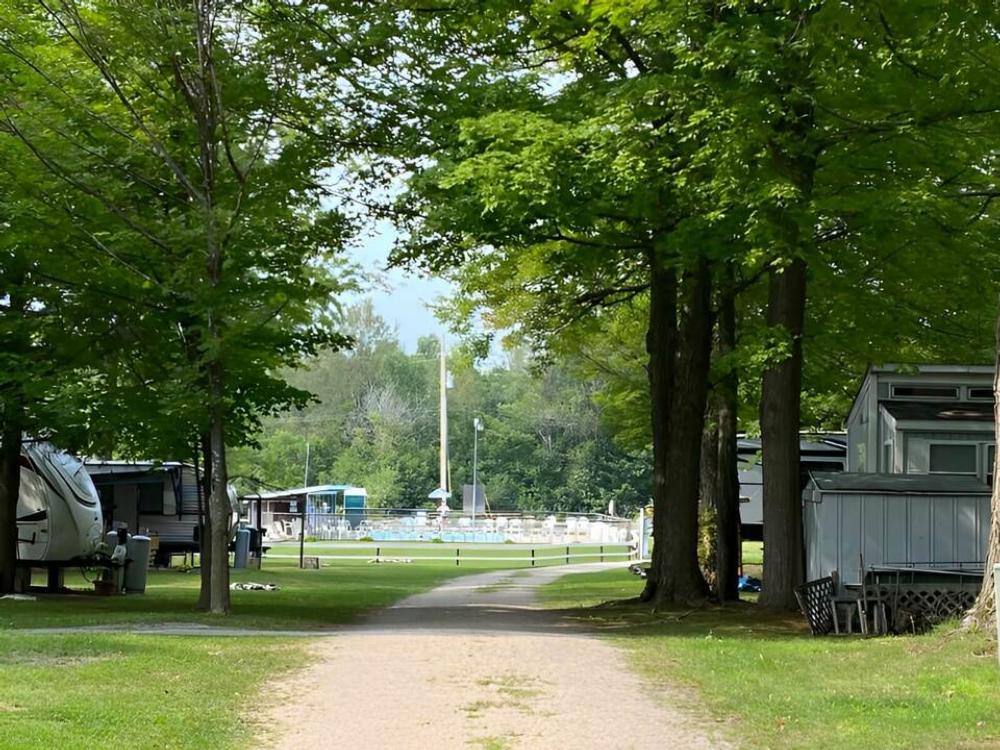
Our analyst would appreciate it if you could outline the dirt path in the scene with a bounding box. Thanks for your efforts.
[256,564,729,750]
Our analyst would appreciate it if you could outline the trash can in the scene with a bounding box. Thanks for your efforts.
[233,528,251,569]
[125,535,151,593]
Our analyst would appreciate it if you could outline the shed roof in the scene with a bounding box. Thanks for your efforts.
[737,433,846,456]
[868,363,994,375]
[807,471,989,495]
[881,401,993,423]
[85,460,192,475]
[254,484,361,500]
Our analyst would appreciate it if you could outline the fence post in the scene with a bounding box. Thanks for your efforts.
[456,548,460,567]
[600,545,604,563]
[376,546,380,563]
[565,546,570,565]
[531,548,535,567]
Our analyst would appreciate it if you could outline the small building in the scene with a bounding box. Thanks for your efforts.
[245,484,367,541]
[803,472,991,592]
[846,364,995,480]
[802,364,996,598]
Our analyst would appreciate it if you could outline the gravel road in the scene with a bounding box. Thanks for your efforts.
[257,564,729,750]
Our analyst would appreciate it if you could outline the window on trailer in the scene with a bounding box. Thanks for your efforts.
[890,384,960,400]
[928,443,978,475]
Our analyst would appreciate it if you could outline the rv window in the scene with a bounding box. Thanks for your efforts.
[968,387,995,401]
[138,483,164,514]
[890,384,959,399]
[928,443,977,474]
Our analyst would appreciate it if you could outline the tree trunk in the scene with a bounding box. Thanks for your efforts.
[641,252,677,603]
[699,414,720,593]
[206,360,231,614]
[967,309,1000,631]
[759,257,807,610]
[642,258,713,605]
[0,277,27,594]
[700,414,720,515]
[715,286,741,603]
[197,432,213,611]
[0,402,22,594]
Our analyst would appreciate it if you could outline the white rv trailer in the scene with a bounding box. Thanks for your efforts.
[17,442,103,561]
[85,460,240,565]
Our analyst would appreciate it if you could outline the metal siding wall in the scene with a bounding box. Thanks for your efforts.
[955,497,979,560]
[820,493,840,582]
[840,494,862,581]
[138,514,195,545]
[931,496,955,562]
[804,492,838,582]
[803,497,818,580]
[909,495,932,561]
[884,496,908,564]
[847,420,862,471]
[867,378,881,468]
[878,412,891,472]
[808,488,991,587]
[979,497,990,553]
[862,495,884,566]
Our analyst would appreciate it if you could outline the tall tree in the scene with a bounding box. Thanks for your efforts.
[372,1,779,605]
[1,0,350,609]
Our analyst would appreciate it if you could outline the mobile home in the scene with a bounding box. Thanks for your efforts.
[85,460,237,565]
[738,433,847,538]
[846,364,995,480]
[803,364,995,594]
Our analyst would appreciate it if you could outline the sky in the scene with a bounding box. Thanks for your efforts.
[345,220,454,352]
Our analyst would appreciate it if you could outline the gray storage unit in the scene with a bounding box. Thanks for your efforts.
[804,472,991,593]
[233,528,251,569]
[125,535,151,593]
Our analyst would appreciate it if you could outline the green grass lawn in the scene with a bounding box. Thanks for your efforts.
[0,557,511,749]
[1,541,630,630]
[742,540,763,566]
[540,567,1000,750]
[0,632,303,750]
[0,557,498,630]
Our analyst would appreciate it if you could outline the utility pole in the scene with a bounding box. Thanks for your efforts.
[439,337,449,496]
[472,417,483,531]
[303,441,311,487]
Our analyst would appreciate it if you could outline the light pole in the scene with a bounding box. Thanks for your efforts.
[472,417,483,533]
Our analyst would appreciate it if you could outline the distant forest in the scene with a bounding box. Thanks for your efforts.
[229,301,652,514]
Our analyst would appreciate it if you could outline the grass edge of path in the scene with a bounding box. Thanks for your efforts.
[538,566,1000,750]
